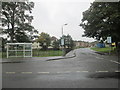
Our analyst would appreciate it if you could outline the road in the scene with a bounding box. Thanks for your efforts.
[2,48,120,88]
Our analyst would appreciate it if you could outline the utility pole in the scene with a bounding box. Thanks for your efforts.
[61,23,68,56]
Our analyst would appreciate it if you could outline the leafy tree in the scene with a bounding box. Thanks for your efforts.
[60,34,74,55]
[65,35,74,49]
[52,40,60,50]
[0,37,7,52]
[80,2,120,47]
[36,32,51,50]
[60,34,74,49]
[2,1,38,42]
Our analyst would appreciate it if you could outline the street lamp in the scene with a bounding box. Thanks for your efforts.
[61,23,68,56]
[62,23,68,36]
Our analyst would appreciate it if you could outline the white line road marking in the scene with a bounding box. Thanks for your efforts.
[57,72,61,73]
[65,71,71,73]
[21,72,32,74]
[6,72,16,74]
[110,60,120,64]
[81,71,89,72]
[38,72,50,74]
[96,71,109,72]
[76,71,89,72]
[57,71,71,73]
[95,57,104,59]
[76,71,81,72]
[115,70,120,72]
[5,70,120,74]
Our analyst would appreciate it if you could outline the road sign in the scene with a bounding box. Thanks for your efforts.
[61,38,64,46]
[107,37,112,43]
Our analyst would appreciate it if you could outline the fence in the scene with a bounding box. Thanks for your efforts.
[1,49,63,58]
[32,49,63,57]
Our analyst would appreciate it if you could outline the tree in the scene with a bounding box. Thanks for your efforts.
[51,36,60,50]
[66,35,74,49]
[0,37,7,52]
[60,34,74,49]
[80,2,120,47]
[60,34,74,55]
[36,32,51,50]
[2,1,38,43]
[52,40,60,50]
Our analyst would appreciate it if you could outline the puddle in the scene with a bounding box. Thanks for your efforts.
[88,72,120,79]
[2,61,25,63]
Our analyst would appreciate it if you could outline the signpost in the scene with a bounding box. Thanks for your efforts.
[107,37,112,44]
[117,42,120,63]
[61,37,65,56]
[107,37,112,55]
[61,38,64,46]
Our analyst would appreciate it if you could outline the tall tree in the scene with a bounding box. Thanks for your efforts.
[36,32,51,50]
[2,1,38,42]
[60,34,74,49]
[80,2,120,47]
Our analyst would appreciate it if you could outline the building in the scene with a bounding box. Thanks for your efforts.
[32,42,42,49]
[32,36,59,49]
[74,41,94,48]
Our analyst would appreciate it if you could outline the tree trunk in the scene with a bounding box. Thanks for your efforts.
[10,5,15,43]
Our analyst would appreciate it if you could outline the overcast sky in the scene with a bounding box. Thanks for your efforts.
[31,0,96,42]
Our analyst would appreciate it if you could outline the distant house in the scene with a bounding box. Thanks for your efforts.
[74,41,93,48]
[32,42,42,49]
[32,36,59,49]
[50,36,58,45]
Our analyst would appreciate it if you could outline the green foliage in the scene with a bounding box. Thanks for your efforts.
[60,34,74,49]
[91,47,116,53]
[2,2,38,42]
[33,49,63,57]
[36,32,51,50]
[1,38,7,51]
[52,40,60,50]
[80,2,120,43]
[1,50,63,58]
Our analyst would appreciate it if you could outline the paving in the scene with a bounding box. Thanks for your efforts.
[1,48,120,88]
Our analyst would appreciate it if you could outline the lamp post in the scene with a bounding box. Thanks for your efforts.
[61,23,68,56]
[62,23,68,36]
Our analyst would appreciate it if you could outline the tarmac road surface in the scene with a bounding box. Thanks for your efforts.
[2,48,120,88]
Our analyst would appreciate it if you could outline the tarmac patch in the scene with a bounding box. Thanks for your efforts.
[87,72,120,79]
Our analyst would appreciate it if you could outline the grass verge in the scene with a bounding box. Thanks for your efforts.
[91,47,116,53]
[0,50,63,58]
[33,50,63,57]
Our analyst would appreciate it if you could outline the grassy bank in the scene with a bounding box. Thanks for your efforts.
[91,47,116,53]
